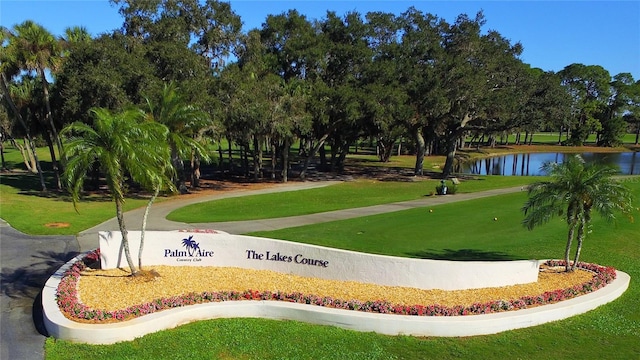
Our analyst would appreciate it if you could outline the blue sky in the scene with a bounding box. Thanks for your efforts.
[2,0,639,79]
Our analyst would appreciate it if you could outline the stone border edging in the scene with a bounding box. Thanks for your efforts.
[43,251,631,344]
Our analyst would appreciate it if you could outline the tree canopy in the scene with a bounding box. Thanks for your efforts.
[3,1,639,187]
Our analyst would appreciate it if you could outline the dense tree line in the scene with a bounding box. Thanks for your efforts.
[2,0,640,191]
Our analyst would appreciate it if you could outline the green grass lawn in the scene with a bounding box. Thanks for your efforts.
[0,146,164,235]
[465,132,640,146]
[345,152,448,170]
[3,143,639,359]
[250,191,555,259]
[45,180,640,360]
[167,176,538,222]
[249,183,640,262]
[0,177,155,235]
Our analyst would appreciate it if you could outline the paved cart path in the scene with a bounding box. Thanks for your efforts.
[76,182,524,251]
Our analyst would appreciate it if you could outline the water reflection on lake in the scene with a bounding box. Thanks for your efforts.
[458,152,640,176]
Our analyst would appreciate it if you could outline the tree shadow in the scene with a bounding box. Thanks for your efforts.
[2,158,55,172]
[1,250,78,299]
[0,173,57,194]
[1,172,149,202]
[406,248,521,261]
[1,250,80,336]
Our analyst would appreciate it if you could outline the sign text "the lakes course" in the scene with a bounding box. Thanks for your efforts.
[246,249,329,268]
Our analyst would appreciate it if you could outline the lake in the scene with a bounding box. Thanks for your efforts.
[458,152,640,176]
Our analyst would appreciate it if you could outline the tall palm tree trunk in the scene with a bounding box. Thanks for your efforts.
[38,68,63,157]
[0,73,47,191]
[572,212,589,271]
[12,137,36,172]
[139,186,160,270]
[43,129,62,190]
[564,222,577,272]
[115,197,138,275]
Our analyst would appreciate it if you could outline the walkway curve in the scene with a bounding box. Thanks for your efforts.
[76,181,525,251]
[77,181,342,251]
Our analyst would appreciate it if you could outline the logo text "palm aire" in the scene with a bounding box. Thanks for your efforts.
[164,248,214,257]
[164,235,214,259]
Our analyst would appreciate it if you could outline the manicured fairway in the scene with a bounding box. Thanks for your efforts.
[167,176,538,222]
[44,180,640,360]
[251,191,558,260]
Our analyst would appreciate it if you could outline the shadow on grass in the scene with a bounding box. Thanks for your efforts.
[1,172,150,202]
[407,248,520,261]
[0,172,59,195]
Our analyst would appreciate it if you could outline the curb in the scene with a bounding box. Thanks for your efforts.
[43,252,630,345]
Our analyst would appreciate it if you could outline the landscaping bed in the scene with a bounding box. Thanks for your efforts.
[57,251,616,323]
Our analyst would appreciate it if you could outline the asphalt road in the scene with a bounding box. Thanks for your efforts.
[0,219,78,360]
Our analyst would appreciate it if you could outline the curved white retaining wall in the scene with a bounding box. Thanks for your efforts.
[42,251,631,344]
[100,231,539,290]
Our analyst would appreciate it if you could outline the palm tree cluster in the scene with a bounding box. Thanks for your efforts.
[62,107,171,274]
[62,83,210,275]
[1,20,92,190]
[181,235,200,256]
[522,155,635,272]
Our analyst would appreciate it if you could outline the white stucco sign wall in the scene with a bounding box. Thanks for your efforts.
[99,230,539,290]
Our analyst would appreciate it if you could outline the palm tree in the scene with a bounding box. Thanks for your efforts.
[1,78,47,189]
[143,82,211,188]
[61,26,92,48]
[139,82,214,269]
[5,21,63,189]
[62,108,170,276]
[137,166,175,270]
[10,76,65,186]
[1,26,47,190]
[136,121,175,270]
[58,26,92,69]
[522,155,634,271]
